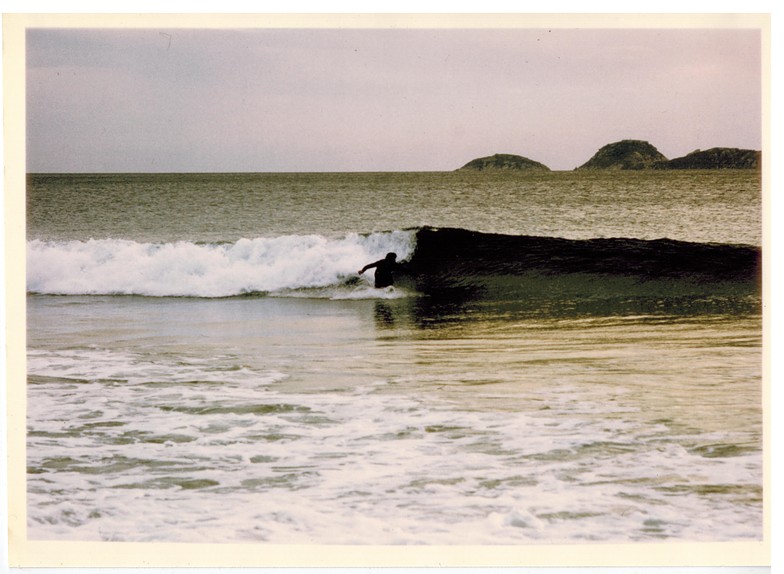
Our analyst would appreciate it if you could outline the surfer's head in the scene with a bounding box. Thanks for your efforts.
[385,252,397,261]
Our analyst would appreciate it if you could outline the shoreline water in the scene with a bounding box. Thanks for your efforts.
[26,293,763,543]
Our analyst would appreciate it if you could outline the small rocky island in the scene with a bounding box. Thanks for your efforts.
[457,153,550,172]
[662,147,761,169]
[575,139,760,170]
[576,140,667,170]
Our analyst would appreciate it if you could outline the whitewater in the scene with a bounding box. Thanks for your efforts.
[27,231,417,297]
[22,170,764,548]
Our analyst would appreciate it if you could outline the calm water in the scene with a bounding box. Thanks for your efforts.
[25,170,763,544]
[27,170,761,244]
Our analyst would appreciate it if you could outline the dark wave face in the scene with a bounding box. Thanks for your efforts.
[397,227,761,318]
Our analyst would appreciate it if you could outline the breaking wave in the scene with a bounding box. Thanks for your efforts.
[27,227,760,306]
[27,230,416,298]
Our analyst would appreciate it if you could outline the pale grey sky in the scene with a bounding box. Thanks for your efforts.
[26,25,762,172]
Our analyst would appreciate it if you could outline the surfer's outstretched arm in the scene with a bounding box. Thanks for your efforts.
[358,260,381,275]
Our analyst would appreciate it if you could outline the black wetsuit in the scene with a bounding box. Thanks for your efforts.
[361,258,398,288]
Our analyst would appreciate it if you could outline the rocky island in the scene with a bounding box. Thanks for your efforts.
[457,153,550,172]
[661,147,761,169]
[576,140,668,170]
[458,142,761,173]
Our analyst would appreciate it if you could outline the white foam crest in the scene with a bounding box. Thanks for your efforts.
[27,231,416,297]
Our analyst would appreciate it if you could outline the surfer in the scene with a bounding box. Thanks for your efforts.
[358,252,401,288]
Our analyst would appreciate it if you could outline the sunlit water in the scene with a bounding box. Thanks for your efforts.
[25,171,763,543]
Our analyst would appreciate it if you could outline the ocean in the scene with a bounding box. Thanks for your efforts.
[25,170,763,544]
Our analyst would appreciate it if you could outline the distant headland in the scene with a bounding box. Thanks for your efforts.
[458,140,761,172]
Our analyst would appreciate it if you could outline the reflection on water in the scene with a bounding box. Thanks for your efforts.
[373,301,396,329]
[369,290,762,336]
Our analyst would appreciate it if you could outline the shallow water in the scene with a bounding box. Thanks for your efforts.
[26,295,762,543]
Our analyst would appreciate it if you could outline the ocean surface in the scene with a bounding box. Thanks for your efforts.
[25,170,763,544]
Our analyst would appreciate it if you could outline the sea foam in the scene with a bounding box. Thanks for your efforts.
[27,231,416,298]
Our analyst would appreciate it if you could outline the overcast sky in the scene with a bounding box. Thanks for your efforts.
[26,24,762,172]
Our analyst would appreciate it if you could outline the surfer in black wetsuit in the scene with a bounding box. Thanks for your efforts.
[358,252,400,288]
